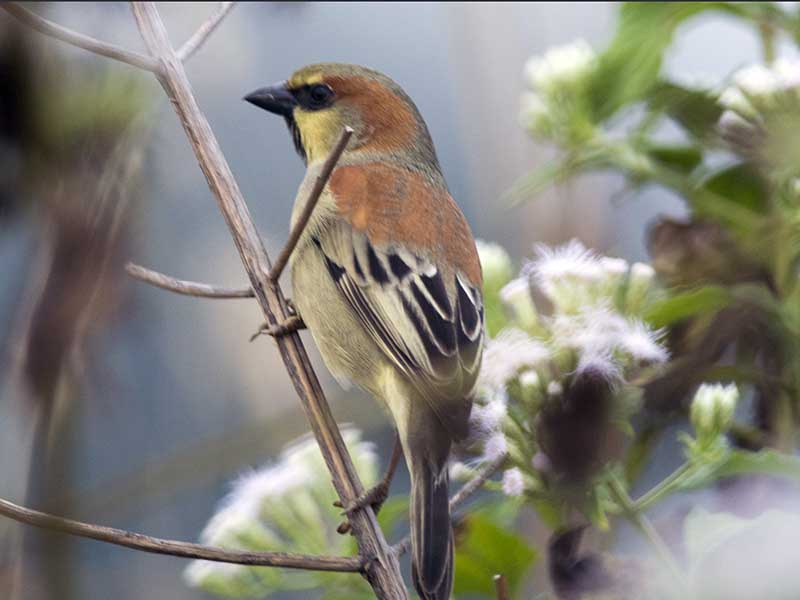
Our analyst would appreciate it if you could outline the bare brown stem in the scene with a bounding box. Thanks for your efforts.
[129,3,406,597]
[393,452,508,557]
[268,126,353,282]
[177,2,237,62]
[494,574,509,600]
[0,497,363,572]
[126,262,253,298]
[0,3,159,72]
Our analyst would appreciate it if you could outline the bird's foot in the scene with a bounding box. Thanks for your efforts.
[334,480,391,535]
[334,433,402,535]
[249,314,305,342]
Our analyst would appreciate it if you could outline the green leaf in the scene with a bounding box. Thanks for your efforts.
[647,82,724,142]
[698,163,771,214]
[453,510,538,597]
[644,141,704,176]
[644,285,732,328]
[589,3,715,120]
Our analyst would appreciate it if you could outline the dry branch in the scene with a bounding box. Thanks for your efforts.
[126,262,254,298]
[494,574,510,600]
[177,2,237,62]
[128,4,407,597]
[268,126,353,282]
[0,3,159,72]
[0,497,363,572]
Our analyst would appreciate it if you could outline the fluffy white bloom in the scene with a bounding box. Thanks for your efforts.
[734,64,779,96]
[547,381,563,397]
[519,369,540,389]
[600,256,629,277]
[690,383,739,439]
[575,346,622,382]
[477,239,513,285]
[774,58,800,88]
[502,468,525,497]
[618,320,669,364]
[524,40,596,93]
[631,262,655,282]
[479,328,550,389]
[721,58,800,119]
[528,239,604,285]
[500,276,538,327]
[449,461,475,481]
[483,432,508,461]
[469,398,508,437]
[719,86,755,116]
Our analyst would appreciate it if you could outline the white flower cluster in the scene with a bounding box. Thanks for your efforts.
[469,240,667,496]
[185,428,376,594]
[719,59,800,120]
[520,40,597,140]
[526,239,656,314]
[524,40,597,95]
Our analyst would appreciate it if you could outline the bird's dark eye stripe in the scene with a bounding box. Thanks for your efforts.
[294,83,335,110]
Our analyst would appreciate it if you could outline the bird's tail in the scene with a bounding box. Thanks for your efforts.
[410,460,454,600]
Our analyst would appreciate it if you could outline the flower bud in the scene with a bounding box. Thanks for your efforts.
[690,383,739,443]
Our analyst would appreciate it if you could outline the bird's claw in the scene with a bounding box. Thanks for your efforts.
[334,481,391,535]
[249,315,305,342]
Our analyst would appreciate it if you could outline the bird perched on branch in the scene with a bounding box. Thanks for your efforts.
[245,63,484,599]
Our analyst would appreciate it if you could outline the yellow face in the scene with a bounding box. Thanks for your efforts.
[289,71,348,163]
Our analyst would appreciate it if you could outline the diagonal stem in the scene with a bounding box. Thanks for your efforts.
[0,496,363,572]
[128,3,406,597]
[269,126,353,282]
[1,3,159,72]
[177,2,237,62]
[125,262,254,298]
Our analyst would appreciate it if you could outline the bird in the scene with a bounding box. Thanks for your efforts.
[245,63,484,599]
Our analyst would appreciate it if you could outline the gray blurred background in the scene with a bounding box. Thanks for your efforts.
[0,2,786,598]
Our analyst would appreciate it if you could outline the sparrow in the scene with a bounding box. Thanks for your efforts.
[245,63,484,600]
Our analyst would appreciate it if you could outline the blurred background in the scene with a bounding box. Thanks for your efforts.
[1,3,796,599]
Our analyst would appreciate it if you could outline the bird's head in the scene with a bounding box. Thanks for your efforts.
[244,63,439,168]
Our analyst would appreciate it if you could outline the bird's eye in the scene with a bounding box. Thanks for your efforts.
[308,84,334,108]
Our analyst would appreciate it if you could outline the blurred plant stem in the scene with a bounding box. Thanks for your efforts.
[607,472,686,594]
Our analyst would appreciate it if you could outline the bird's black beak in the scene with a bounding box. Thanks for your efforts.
[243,82,297,116]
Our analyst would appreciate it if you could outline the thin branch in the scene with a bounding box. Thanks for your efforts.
[126,262,253,299]
[0,496,363,572]
[177,2,237,62]
[269,126,353,282]
[1,3,159,72]
[494,574,510,600]
[129,4,406,597]
[394,453,508,557]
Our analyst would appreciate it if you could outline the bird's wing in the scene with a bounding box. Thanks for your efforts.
[313,221,483,441]
[306,163,485,440]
